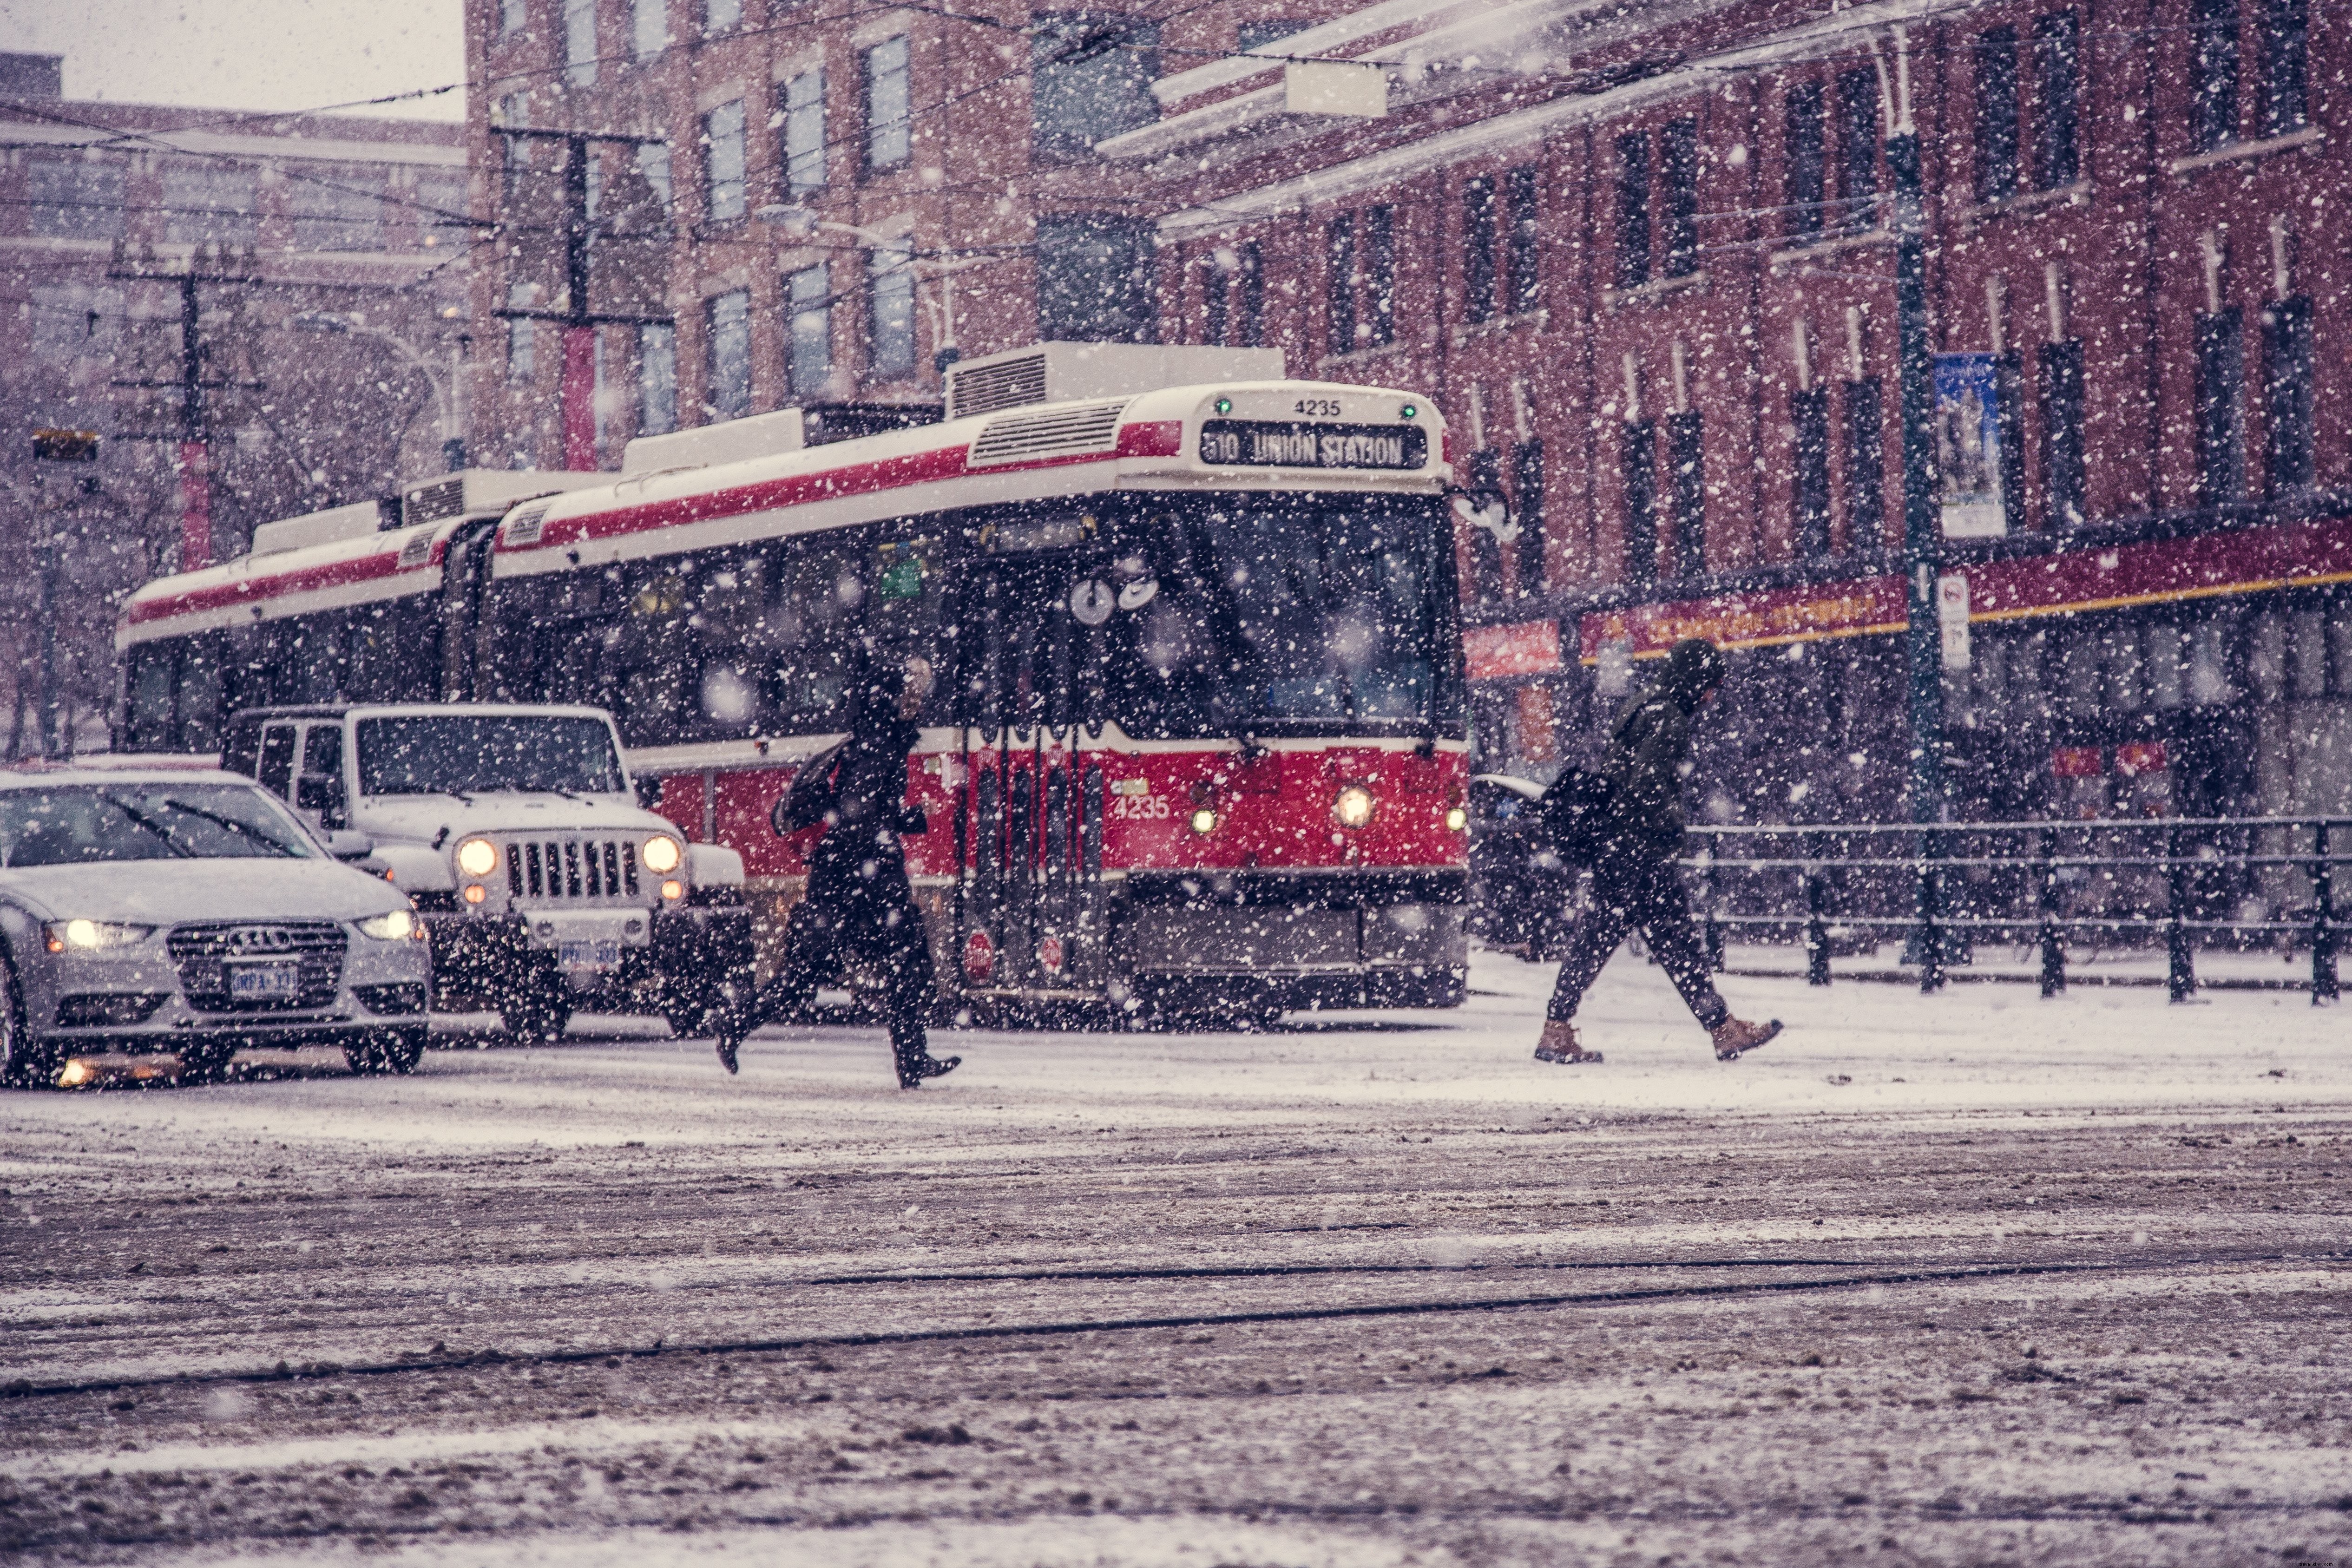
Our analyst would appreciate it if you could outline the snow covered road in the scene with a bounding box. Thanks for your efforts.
[3,951,2348,1565]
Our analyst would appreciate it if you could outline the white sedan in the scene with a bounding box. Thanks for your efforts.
[0,767,431,1086]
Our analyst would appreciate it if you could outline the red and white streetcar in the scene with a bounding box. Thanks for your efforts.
[118,343,1472,1021]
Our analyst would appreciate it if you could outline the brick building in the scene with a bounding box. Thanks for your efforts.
[0,55,469,750]
[461,0,2345,825]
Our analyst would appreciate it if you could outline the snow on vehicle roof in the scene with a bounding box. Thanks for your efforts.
[0,761,249,787]
[115,514,467,646]
[493,378,1443,577]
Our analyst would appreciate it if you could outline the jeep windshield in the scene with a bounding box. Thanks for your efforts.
[354,715,626,797]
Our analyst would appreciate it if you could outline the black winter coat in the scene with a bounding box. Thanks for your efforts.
[785,709,927,912]
[1598,638,1725,859]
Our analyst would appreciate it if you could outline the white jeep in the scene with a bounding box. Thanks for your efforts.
[221,703,752,1042]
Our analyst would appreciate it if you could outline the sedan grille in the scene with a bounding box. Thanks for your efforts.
[505,837,640,905]
[168,922,346,1012]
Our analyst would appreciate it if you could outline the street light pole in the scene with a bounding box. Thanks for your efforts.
[754,205,989,378]
[1884,31,1945,828]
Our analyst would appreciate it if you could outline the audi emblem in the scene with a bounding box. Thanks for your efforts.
[223,926,299,955]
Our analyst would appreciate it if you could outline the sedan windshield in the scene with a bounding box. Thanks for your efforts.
[0,784,317,865]
[355,715,626,797]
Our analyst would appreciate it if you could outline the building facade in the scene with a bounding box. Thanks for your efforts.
[0,56,470,751]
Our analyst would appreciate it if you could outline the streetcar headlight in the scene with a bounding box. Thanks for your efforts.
[1189,807,1218,836]
[44,919,151,953]
[1333,785,1376,829]
[454,836,498,878]
[357,908,417,941]
[1445,806,1468,832]
[642,834,683,874]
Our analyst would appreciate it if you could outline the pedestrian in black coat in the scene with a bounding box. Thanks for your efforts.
[715,656,960,1088]
[1535,638,1781,1066]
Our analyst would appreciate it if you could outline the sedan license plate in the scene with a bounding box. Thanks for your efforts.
[558,938,621,971]
[228,962,302,1002]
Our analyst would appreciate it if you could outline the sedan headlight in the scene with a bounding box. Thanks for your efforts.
[454,836,499,878]
[357,908,421,941]
[45,919,153,954]
[641,833,683,874]
[1333,784,1376,829]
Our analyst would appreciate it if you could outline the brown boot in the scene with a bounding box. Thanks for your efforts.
[1710,1017,1782,1061]
[1534,1020,1603,1065]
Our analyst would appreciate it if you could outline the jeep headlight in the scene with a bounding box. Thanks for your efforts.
[641,833,683,874]
[454,836,499,878]
[44,919,152,953]
[357,908,420,941]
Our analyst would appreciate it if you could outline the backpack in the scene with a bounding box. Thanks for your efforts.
[1534,766,1617,865]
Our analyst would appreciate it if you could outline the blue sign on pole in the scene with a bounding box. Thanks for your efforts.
[1933,352,2007,538]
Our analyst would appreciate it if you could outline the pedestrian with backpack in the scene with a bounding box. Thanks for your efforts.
[1532,637,1781,1067]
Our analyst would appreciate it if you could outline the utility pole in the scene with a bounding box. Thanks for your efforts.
[496,128,672,471]
[1882,29,1948,988]
[31,428,99,760]
[107,240,262,571]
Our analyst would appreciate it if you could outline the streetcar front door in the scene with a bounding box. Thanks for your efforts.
[955,547,1108,1002]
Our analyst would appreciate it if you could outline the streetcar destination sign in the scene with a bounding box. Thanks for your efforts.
[1197,420,1426,470]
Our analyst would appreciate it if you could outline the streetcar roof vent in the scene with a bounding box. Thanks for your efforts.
[946,342,1285,421]
[502,501,553,548]
[400,469,605,528]
[621,406,805,474]
[966,399,1129,467]
[250,498,398,556]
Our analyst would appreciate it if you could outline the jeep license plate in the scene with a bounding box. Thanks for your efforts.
[228,962,302,1002]
[558,938,621,971]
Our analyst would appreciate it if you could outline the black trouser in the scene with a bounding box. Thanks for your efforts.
[751,895,937,1068]
[1546,845,1728,1029]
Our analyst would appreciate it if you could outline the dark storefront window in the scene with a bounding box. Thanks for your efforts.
[1621,421,1658,584]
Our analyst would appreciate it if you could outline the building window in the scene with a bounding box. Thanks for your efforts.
[1202,254,1229,347]
[289,181,383,252]
[863,37,911,173]
[1235,241,1263,348]
[1840,378,1885,547]
[1324,213,1356,355]
[1660,119,1699,276]
[1620,422,1658,585]
[632,0,665,61]
[161,165,258,246]
[501,0,527,35]
[2194,306,2247,505]
[867,242,915,379]
[1974,25,2020,202]
[1784,82,1825,240]
[637,142,672,218]
[1835,70,1878,227]
[26,155,125,241]
[1037,214,1154,342]
[2263,294,2314,493]
[2190,0,2240,151]
[2038,338,2087,528]
[706,289,751,419]
[1467,449,1504,601]
[789,262,832,396]
[1505,165,1540,313]
[1462,176,1498,324]
[639,322,677,434]
[2260,0,2310,137]
[781,68,826,195]
[1791,387,1833,557]
[1365,204,1395,347]
[1513,439,1546,597]
[564,0,598,86]
[1032,13,1160,162]
[702,99,746,223]
[506,282,538,384]
[1667,413,1706,581]
[703,0,739,36]
[2033,12,2080,189]
[1613,131,1650,288]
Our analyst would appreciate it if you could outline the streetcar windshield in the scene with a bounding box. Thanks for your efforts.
[354,715,627,797]
[1105,495,1456,737]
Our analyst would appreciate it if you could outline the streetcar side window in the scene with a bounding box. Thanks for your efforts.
[177,635,224,751]
[764,536,867,731]
[867,533,951,723]
[126,644,176,752]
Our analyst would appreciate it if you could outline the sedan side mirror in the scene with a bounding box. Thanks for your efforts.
[323,829,374,860]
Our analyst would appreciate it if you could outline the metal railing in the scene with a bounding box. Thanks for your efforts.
[1679,816,2346,1004]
